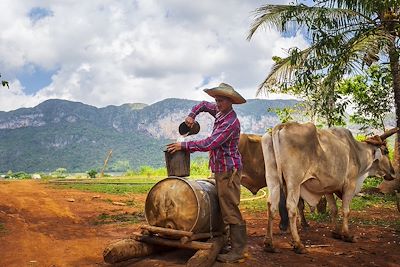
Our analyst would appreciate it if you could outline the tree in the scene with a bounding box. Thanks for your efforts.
[110,160,131,172]
[339,64,394,131]
[270,54,348,127]
[248,0,400,176]
[268,106,296,123]
[87,169,97,178]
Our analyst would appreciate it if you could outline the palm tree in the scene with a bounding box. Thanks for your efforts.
[248,0,400,178]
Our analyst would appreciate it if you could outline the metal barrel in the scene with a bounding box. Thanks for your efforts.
[145,177,224,234]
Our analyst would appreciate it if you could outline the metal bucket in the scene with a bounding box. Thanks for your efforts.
[164,150,190,177]
[145,177,224,234]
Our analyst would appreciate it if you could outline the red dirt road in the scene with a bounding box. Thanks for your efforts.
[0,180,399,267]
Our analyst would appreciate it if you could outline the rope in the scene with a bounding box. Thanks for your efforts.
[240,188,267,202]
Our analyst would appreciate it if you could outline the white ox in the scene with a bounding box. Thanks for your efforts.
[261,122,397,254]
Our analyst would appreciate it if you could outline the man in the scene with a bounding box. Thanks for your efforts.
[167,83,247,263]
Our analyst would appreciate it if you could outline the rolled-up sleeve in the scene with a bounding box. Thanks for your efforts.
[188,101,217,118]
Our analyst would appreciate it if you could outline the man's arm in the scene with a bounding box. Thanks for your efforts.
[182,120,237,152]
[188,101,217,119]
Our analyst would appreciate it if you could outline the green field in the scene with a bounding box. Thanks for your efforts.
[46,175,399,230]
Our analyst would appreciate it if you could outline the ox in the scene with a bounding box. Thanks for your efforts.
[239,133,308,231]
[261,122,397,254]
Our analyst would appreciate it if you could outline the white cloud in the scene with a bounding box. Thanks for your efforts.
[0,80,46,111]
[0,0,305,111]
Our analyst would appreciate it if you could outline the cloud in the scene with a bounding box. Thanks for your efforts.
[0,0,305,111]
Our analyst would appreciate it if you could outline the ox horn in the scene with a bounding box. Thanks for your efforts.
[380,127,399,140]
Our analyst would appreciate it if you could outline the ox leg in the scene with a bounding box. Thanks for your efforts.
[286,187,307,254]
[278,187,289,232]
[316,196,327,214]
[297,198,309,229]
[264,185,280,253]
[340,193,356,243]
[326,194,341,239]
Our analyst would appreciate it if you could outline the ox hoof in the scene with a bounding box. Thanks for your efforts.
[263,244,280,253]
[293,245,307,254]
[279,229,289,235]
[279,223,289,232]
[331,231,342,240]
[342,235,357,243]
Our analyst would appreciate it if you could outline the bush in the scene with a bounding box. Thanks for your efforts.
[13,172,31,179]
[4,170,13,179]
[87,169,97,178]
[52,168,68,178]
[362,176,383,190]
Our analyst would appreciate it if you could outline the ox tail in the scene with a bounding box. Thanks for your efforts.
[271,126,284,188]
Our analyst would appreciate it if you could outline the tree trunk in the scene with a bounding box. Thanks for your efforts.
[103,239,163,264]
[379,41,400,193]
[379,137,400,193]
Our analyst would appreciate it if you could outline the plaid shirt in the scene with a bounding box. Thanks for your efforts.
[181,101,242,173]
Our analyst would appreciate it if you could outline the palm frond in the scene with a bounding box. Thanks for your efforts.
[335,27,393,75]
[256,24,393,96]
[332,0,400,14]
[256,46,315,96]
[247,3,373,41]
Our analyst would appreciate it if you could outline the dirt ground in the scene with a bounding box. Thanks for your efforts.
[0,180,399,267]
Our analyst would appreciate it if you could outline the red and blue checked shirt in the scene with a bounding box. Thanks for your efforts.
[181,101,242,173]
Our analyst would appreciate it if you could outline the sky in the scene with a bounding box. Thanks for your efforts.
[0,0,309,111]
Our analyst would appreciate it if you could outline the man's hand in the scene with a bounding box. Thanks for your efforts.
[167,143,182,153]
[185,116,194,128]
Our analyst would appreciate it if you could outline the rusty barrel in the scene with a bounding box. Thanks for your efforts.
[145,177,224,234]
[164,150,190,177]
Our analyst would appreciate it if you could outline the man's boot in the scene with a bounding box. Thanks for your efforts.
[217,223,247,263]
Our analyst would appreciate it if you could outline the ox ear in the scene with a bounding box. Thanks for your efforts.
[374,148,382,161]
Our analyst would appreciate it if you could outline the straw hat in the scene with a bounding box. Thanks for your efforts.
[203,83,246,104]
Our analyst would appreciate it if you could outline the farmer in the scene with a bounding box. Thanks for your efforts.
[166,83,247,263]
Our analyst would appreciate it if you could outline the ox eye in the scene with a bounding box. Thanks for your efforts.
[383,148,389,155]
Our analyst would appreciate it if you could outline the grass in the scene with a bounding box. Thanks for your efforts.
[350,193,396,211]
[93,211,145,225]
[306,211,331,223]
[240,187,267,212]
[50,176,214,195]
[0,222,6,234]
[51,177,161,194]
[305,193,397,227]
[57,183,154,194]
[362,176,384,190]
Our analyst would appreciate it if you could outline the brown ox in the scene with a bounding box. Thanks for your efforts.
[239,133,308,230]
[239,134,266,194]
[261,122,397,254]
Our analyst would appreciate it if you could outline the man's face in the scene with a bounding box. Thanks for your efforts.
[215,96,232,113]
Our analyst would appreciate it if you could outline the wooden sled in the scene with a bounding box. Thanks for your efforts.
[103,224,226,267]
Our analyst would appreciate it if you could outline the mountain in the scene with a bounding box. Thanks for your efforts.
[0,98,297,173]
